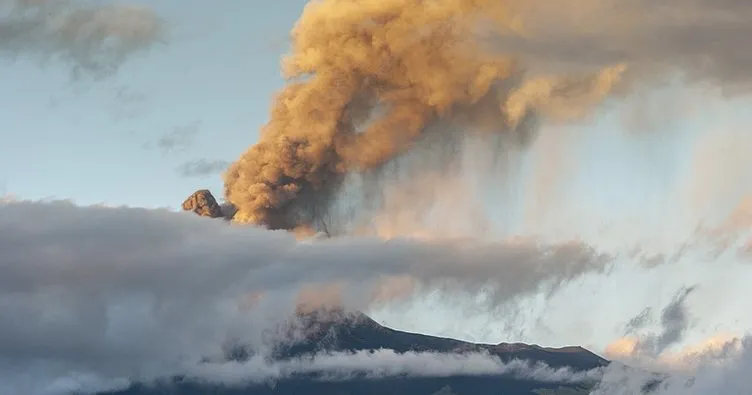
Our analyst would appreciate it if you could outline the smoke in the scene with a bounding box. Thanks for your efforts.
[0,199,609,394]
[0,0,164,77]
[222,0,752,238]
[223,0,626,231]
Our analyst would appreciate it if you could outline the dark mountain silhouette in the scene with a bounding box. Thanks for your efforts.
[272,309,607,371]
[99,309,609,395]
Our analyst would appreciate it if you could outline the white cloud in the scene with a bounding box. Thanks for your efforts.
[185,350,603,386]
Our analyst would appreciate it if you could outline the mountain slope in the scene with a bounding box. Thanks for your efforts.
[272,309,607,371]
[100,310,608,395]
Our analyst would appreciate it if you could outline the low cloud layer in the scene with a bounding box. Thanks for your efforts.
[0,200,609,394]
[0,0,164,77]
[596,281,751,394]
[187,350,603,387]
[0,349,602,395]
[595,335,751,395]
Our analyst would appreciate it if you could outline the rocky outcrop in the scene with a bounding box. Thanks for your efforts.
[182,189,224,219]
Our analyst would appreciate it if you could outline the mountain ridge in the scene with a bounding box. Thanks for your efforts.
[269,309,608,371]
[100,309,608,395]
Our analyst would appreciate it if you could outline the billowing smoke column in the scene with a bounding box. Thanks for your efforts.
[224,0,626,231]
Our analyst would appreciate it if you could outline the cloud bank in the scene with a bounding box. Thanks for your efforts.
[186,350,603,387]
[0,200,608,394]
[1,349,602,395]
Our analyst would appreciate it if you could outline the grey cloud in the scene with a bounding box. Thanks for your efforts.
[0,200,610,394]
[147,122,201,153]
[593,336,752,395]
[177,159,231,178]
[628,286,697,358]
[624,307,653,335]
[0,0,164,78]
[653,287,697,354]
[484,0,752,91]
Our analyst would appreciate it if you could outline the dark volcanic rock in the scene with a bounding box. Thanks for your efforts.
[182,189,224,218]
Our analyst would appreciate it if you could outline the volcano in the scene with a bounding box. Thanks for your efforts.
[100,309,608,395]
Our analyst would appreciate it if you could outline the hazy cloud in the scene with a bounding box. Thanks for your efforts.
[177,159,231,178]
[624,307,653,335]
[108,86,148,120]
[634,286,697,357]
[144,122,201,153]
[0,0,164,77]
[594,336,751,395]
[652,287,697,354]
[485,0,752,91]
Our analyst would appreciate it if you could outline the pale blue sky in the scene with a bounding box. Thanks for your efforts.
[1,0,306,208]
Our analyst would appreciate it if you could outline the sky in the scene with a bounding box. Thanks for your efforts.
[1,0,306,208]
[3,1,752,394]
[1,0,749,219]
[1,0,752,247]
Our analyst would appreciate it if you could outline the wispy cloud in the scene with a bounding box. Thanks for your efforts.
[177,159,231,178]
[144,122,201,154]
[185,350,603,387]
[594,336,751,395]
[0,0,165,78]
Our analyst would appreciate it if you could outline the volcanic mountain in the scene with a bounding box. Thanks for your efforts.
[134,190,611,395]
[101,309,609,395]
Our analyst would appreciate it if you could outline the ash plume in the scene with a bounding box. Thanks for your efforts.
[223,0,626,231]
